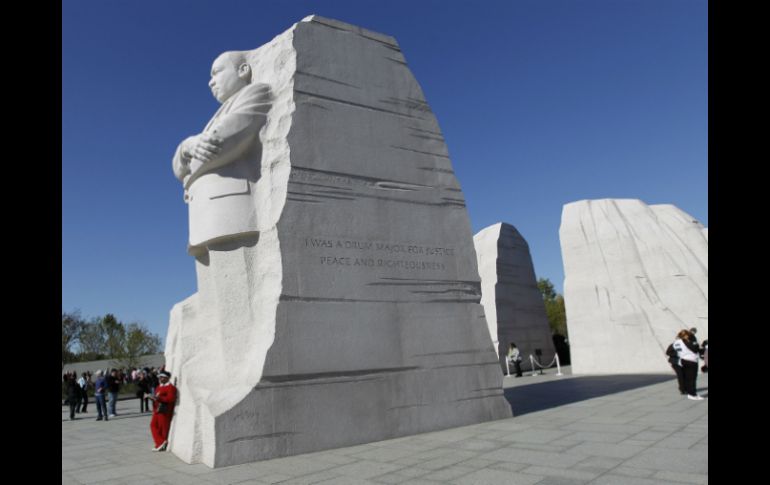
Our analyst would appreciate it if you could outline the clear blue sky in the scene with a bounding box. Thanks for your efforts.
[62,0,708,344]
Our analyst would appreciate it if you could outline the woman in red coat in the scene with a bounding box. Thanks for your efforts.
[146,371,177,451]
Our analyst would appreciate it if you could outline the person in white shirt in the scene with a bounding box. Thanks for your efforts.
[672,329,704,401]
[507,343,523,377]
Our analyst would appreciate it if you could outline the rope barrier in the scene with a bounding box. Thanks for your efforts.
[526,353,564,377]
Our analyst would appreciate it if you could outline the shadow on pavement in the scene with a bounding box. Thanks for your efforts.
[62,410,152,422]
[504,374,676,416]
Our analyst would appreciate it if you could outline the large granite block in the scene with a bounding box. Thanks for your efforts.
[474,223,557,371]
[559,199,708,374]
[165,16,511,468]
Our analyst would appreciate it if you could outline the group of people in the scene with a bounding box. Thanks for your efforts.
[63,367,178,452]
[667,327,708,401]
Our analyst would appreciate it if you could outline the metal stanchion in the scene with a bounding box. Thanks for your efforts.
[555,353,563,376]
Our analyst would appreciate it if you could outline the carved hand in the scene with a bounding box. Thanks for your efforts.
[182,133,224,164]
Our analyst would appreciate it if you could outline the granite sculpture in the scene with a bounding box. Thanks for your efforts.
[559,199,708,374]
[165,15,511,468]
[474,223,557,372]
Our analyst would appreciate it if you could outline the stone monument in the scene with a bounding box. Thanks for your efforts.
[474,223,557,373]
[165,16,511,468]
[559,199,708,374]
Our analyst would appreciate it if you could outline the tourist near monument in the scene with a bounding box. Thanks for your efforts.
[164,16,511,468]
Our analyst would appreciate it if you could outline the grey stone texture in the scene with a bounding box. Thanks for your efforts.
[474,223,557,372]
[165,15,510,467]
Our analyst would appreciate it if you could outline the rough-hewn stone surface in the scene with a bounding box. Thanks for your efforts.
[474,223,557,372]
[165,16,511,468]
[559,199,708,374]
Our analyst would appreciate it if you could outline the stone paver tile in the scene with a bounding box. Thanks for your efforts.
[392,467,431,479]
[414,451,477,471]
[494,428,573,445]
[566,442,648,459]
[455,458,501,469]
[618,439,655,448]
[589,475,674,485]
[271,470,339,485]
[249,473,295,484]
[612,466,655,478]
[654,433,706,449]
[520,465,600,481]
[313,477,379,485]
[370,473,412,484]
[451,468,542,485]
[352,446,422,463]
[629,430,672,441]
[332,461,404,479]
[562,423,649,435]
[418,465,476,481]
[196,466,263,484]
[534,478,591,485]
[622,448,707,474]
[561,431,626,444]
[70,464,157,484]
[654,471,709,484]
[489,462,529,472]
[445,439,502,452]
[479,448,585,468]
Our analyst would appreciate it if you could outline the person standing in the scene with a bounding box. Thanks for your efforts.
[666,339,686,395]
[147,371,178,451]
[65,373,80,420]
[673,329,704,400]
[507,343,523,377]
[136,371,152,413]
[93,370,109,421]
[77,372,89,413]
[106,369,121,417]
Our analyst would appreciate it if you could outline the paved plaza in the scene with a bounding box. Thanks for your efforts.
[62,368,708,484]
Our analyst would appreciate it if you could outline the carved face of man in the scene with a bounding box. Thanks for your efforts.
[208,53,250,104]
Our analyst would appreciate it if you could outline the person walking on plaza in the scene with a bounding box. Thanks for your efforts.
[147,371,177,451]
[507,342,523,377]
[106,369,121,417]
[77,372,89,413]
[673,329,704,401]
[94,370,109,421]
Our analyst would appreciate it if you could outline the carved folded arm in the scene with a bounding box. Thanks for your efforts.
[172,141,192,182]
[181,83,272,185]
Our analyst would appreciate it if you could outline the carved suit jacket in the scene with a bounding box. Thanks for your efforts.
[172,83,271,251]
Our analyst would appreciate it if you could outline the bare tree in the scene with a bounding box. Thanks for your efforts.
[62,310,84,370]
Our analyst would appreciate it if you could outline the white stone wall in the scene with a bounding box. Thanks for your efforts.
[165,16,511,468]
[474,223,557,371]
[559,199,708,374]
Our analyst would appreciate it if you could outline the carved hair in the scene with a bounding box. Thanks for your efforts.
[219,51,251,75]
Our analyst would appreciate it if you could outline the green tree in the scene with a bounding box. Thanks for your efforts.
[537,278,568,337]
[77,317,108,361]
[101,313,126,359]
[62,310,84,369]
[116,322,163,369]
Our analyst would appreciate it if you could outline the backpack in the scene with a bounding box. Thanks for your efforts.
[665,343,678,364]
